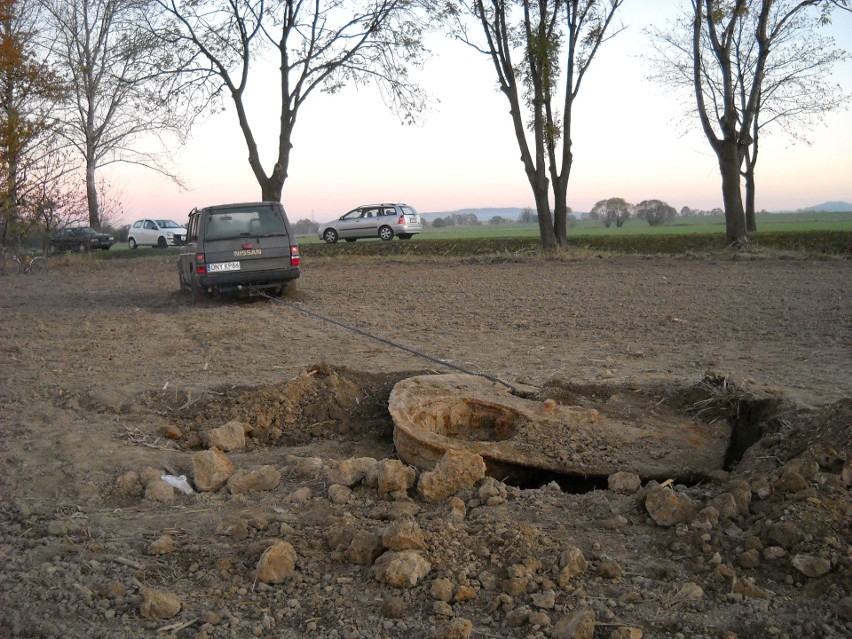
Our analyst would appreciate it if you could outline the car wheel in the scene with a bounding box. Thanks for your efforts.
[322,228,339,244]
[379,226,394,241]
[398,234,412,240]
[157,236,168,248]
[77,242,87,253]
[47,244,57,256]
[128,238,137,249]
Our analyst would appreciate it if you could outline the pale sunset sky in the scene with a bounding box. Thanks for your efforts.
[109,1,852,225]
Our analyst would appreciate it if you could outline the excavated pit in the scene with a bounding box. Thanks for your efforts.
[390,373,735,484]
[150,365,775,489]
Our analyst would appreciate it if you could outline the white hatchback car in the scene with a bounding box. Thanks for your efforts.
[127,219,188,248]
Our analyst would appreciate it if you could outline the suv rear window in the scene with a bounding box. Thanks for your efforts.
[205,206,288,241]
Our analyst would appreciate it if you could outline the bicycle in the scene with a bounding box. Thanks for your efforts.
[1,251,47,276]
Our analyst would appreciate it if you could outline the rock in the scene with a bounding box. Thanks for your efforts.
[326,457,377,487]
[453,585,476,602]
[288,486,312,503]
[836,596,852,621]
[372,550,431,588]
[733,577,766,598]
[529,611,552,627]
[191,448,234,492]
[204,419,245,451]
[160,424,182,440]
[139,587,181,619]
[431,578,454,602]
[140,466,163,485]
[376,459,416,498]
[708,493,738,520]
[607,471,641,494]
[434,618,473,639]
[531,589,556,609]
[774,468,808,493]
[783,456,819,480]
[791,554,831,578]
[598,560,623,579]
[104,581,126,598]
[327,484,352,504]
[417,449,486,502]
[750,475,772,499]
[369,501,421,520]
[381,596,408,619]
[444,496,467,521]
[216,515,249,539]
[552,608,596,639]
[505,607,530,627]
[285,455,325,476]
[433,600,454,617]
[724,480,752,514]
[766,522,800,549]
[256,541,297,584]
[227,465,281,494]
[148,534,175,555]
[677,582,704,601]
[842,460,852,487]
[609,628,644,639]
[478,477,508,504]
[738,549,760,569]
[502,577,528,596]
[382,520,427,551]
[691,506,719,531]
[763,546,787,560]
[113,471,143,498]
[645,486,699,526]
[345,530,383,565]
[556,546,587,586]
[144,480,175,502]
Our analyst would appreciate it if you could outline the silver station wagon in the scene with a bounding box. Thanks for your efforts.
[319,203,422,243]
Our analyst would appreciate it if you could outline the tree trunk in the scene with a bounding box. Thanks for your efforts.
[744,165,756,233]
[533,182,556,250]
[552,176,569,247]
[718,140,748,245]
[86,159,100,228]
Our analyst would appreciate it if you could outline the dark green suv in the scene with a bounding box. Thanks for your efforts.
[177,202,300,300]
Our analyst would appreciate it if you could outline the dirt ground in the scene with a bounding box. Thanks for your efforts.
[0,252,850,639]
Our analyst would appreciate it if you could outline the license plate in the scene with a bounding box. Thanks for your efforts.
[207,261,240,272]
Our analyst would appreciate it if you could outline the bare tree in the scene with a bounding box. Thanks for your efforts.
[149,0,428,203]
[589,196,631,228]
[436,1,625,249]
[0,0,65,248]
[635,199,677,226]
[650,0,848,245]
[39,0,189,228]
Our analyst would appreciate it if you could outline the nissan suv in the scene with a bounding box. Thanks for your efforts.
[318,203,422,243]
[177,202,300,300]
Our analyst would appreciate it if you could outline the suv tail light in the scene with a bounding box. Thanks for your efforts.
[195,253,206,274]
[398,214,405,224]
[290,245,300,267]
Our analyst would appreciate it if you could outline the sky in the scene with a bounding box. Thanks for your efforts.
[109,1,852,226]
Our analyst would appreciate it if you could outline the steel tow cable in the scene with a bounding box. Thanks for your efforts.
[251,288,527,397]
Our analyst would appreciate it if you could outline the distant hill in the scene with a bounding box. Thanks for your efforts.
[799,201,852,213]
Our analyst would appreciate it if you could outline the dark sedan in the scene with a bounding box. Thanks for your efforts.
[49,227,115,253]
